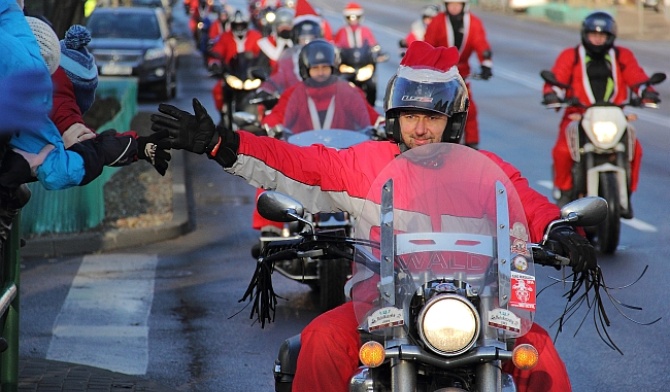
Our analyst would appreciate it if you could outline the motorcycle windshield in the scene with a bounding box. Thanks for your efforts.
[282,79,373,134]
[287,129,370,149]
[351,144,536,339]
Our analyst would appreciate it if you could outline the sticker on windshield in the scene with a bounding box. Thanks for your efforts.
[488,308,521,333]
[368,307,404,332]
[510,272,536,310]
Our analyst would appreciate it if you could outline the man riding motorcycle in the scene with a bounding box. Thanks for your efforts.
[256,6,295,73]
[543,11,660,214]
[261,39,380,133]
[255,39,380,238]
[209,9,263,117]
[333,2,378,49]
[424,0,492,149]
[151,40,597,392]
[403,4,440,48]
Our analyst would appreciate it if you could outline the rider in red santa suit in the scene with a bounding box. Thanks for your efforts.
[424,0,492,149]
[209,9,262,114]
[404,4,440,47]
[152,41,597,392]
[256,6,294,73]
[255,39,380,234]
[333,2,378,49]
[543,11,659,213]
[261,39,381,133]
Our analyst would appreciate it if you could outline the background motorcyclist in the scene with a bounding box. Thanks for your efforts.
[425,0,492,149]
[151,41,597,392]
[257,15,324,96]
[261,39,381,133]
[400,4,440,52]
[333,2,378,49]
[256,6,294,73]
[253,39,380,236]
[209,9,262,115]
[543,11,659,215]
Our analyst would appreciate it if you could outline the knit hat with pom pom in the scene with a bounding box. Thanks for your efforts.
[60,25,98,113]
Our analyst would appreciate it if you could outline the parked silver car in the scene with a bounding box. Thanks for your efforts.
[86,6,177,99]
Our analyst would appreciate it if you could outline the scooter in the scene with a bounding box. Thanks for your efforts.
[541,70,666,254]
[252,144,607,391]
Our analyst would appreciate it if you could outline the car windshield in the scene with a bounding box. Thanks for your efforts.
[88,12,161,40]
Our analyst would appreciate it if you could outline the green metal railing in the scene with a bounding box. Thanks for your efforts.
[0,77,138,389]
[0,215,22,392]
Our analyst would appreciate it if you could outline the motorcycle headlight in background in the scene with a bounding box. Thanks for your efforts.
[356,64,374,82]
[591,121,618,144]
[225,74,244,90]
[225,75,261,90]
[339,64,356,74]
[417,294,479,356]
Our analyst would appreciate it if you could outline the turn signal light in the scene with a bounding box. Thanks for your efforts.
[359,341,385,368]
[512,343,539,370]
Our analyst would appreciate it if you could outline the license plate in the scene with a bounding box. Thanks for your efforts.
[101,64,133,76]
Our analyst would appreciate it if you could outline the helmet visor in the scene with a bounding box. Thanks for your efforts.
[385,74,468,117]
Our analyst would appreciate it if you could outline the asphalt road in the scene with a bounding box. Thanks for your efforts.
[18,1,670,391]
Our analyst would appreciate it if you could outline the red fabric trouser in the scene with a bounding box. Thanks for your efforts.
[552,117,643,193]
[293,302,572,392]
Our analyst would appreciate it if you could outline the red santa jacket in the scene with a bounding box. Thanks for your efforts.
[208,29,262,66]
[543,44,652,122]
[424,12,490,78]
[50,67,84,134]
[261,76,380,132]
[228,135,560,242]
[334,25,377,49]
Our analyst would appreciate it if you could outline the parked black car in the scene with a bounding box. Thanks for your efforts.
[86,7,178,99]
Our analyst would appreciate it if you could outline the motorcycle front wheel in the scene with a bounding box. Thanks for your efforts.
[594,172,621,254]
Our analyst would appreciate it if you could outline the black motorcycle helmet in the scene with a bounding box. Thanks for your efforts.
[291,18,322,45]
[581,11,617,56]
[230,10,249,39]
[298,39,337,80]
[384,45,469,145]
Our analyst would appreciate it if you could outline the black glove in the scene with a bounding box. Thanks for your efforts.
[641,88,660,104]
[137,130,172,176]
[542,92,562,112]
[480,65,492,80]
[542,92,561,106]
[548,226,596,273]
[93,130,139,167]
[0,149,35,188]
[150,98,219,154]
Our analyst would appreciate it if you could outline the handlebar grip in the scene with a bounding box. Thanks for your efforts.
[531,246,570,268]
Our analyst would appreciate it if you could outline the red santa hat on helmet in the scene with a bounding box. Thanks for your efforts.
[293,0,321,25]
[343,2,365,17]
[397,41,461,82]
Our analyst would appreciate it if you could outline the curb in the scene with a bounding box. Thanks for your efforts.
[21,150,192,258]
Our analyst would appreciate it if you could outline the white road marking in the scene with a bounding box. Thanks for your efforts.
[46,254,158,375]
[535,180,658,232]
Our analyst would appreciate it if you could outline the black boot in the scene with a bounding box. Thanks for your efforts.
[0,185,31,242]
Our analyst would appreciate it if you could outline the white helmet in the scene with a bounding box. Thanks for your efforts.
[26,16,61,75]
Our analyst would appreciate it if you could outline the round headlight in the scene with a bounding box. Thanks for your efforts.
[417,294,479,356]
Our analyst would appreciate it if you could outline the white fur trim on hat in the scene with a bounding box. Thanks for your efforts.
[396,65,460,83]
